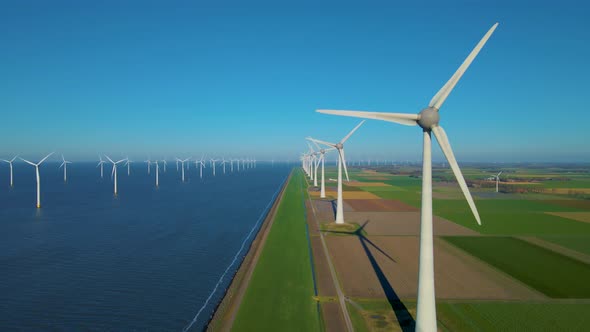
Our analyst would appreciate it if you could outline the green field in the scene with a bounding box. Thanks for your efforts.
[438,302,590,331]
[444,236,590,298]
[346,298,590,331]
[232,169,321,331]
[540,236,590,256]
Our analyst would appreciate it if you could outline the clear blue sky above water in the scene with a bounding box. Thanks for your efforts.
[1,0,589,162]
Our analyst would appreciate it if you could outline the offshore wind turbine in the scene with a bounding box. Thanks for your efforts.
[154,160,160,187]
[220,158,227,174]
[317,23,497,331]
[176,158,190,182]
[145,159,152,174]
[20,152,54,208]
[196,156,206,179]
[210,158,218,176]
[105,155,127,195]
[125,158,133,176]
[97,155,106,178]
[312,121,365,224]
[2,155,18,187]
[162,160,167,173]
[59,155,72,182]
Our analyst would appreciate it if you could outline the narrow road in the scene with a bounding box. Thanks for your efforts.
[305,181,354,332]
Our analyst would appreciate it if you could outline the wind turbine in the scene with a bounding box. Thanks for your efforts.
[125,158,133,176]
[230,158,234,172]
[97,155,106,178]
[220,158,227,174]
[493,171,502,193]
[196,156,206,179]
[307,138,335,198]
[2,155,18,187]
[176,158,190,182]
[210,158,218,176]
[20,152,54,208]
[145,159,152,174]
[311,121,365,224]
[154,160,160,187]
[316,23,497,331]
[105,155,127,195]
[162,159,167,173]
[59,155,72,182]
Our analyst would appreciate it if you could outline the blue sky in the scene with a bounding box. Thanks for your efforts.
[1,0,589,162]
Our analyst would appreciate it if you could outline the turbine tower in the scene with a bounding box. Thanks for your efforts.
[97,155,106,178]
[145,159,151,174]
[312,121,365,224]
[154,160,160,187]
[2,155,18,187]
[105,155,127,195]
[20,152,54,208]
[59,155,72,182]
[317,23,497,331]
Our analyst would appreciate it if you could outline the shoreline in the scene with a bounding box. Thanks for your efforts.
[205,170,293,331]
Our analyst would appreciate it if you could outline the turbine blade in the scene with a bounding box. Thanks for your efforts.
[309,138,337,148]
[11,155,18,162]
[59,162,65,168]
[105,155,114,163]
[429,23,499,110]
[111,165,115,178]
[317,109,418,126]
[341,120,365,144]
[38,152,54,165]
[432,125,481,225]
[339,149,350,182]
[20,158,36,166]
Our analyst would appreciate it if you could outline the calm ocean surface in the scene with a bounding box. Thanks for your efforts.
[0,161,291,331]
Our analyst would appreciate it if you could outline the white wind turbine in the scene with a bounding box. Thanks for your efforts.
[312,121,365,224]
[125,158,133,176]
[97,155,106,178]
[493,171,502,193]
[210,158,218,176]
[220,158,227,174]
[2,155,18,187]
[307,138,336,198]
[154,160,160,187]
[162,160,167,173]
[176,158,190,182]
[230,158,234,172]
[145,159,152,174]
[105,155,127,195]
[20,152,54,208]
[59,155,72,182]
[196,156,206,179]
[317,23,497,331]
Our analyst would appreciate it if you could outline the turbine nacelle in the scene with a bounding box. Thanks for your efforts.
[417,107,440,130]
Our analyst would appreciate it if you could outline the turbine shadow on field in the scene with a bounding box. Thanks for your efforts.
[357,221,415,331]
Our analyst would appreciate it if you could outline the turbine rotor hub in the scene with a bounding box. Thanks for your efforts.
[336,143,343,149]
[417,107,440,130]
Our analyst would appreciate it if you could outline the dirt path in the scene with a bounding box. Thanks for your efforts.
[306,181,354,332]
[206,173,291,331]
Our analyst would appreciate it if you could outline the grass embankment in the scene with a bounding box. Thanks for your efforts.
[232,169,321,331]
[444,236,590,298]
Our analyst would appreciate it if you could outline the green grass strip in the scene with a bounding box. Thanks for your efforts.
[232,169,321,331]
